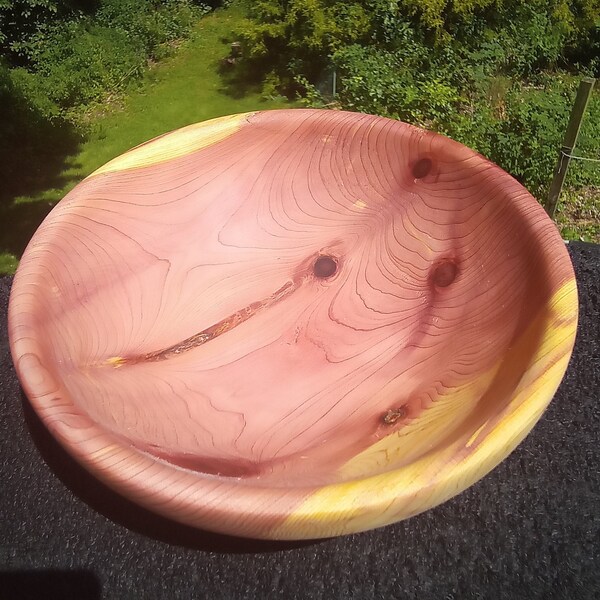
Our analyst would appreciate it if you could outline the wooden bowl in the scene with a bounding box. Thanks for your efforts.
[8,109,578,540]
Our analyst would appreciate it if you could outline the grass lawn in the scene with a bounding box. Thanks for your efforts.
[0,5,295,274]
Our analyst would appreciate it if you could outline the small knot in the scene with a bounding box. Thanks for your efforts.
[412,158,433,179]
[382,407,407,425]
[313,255,338,279]
[431,260,458,288]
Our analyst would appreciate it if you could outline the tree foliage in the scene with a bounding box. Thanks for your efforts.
[0,0,207,121]
[0,0,99,62]
[235,0,371,89]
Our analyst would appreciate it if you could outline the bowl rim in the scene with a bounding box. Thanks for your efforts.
[8,109,579,540]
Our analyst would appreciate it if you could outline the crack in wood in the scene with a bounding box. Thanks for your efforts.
[107,278,299,367]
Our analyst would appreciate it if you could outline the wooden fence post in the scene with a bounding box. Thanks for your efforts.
[544,77,595,219]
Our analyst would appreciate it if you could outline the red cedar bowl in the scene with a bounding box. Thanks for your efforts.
[8,109,578,540]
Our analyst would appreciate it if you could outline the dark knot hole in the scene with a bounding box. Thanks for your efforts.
[412,158,433,179]
[431,260,458,288]
[313,255,338,279]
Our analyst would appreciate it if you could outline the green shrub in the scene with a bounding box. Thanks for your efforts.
[26,20,146,109]
[451,78,599,196]
[235,0,599,91]
[452,82,567,194]
[0,0,94,63]
[97,0,206,58]
[234,0,371,91]
[2,0,209,122]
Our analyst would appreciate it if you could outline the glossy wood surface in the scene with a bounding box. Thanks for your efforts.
[8,109,578,539]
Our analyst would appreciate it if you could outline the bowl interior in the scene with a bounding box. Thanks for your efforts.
[11,109,574,490]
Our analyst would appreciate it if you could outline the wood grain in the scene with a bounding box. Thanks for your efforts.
[8,109,578,539]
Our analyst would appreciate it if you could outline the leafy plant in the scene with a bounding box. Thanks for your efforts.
[233,0,371,92]
[26,20,146,109]
[96,0,206,58]
[1,0,209,123]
